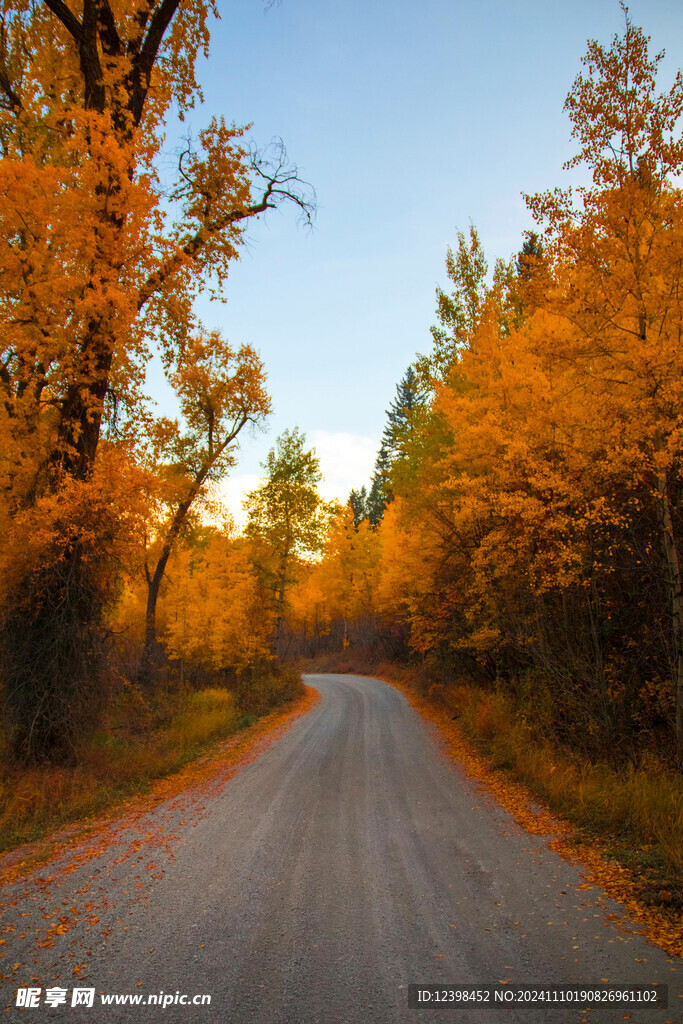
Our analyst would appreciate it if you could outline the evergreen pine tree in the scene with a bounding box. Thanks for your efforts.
[348,486,368,527]
[366,446,391,526]
[381,366,425,462]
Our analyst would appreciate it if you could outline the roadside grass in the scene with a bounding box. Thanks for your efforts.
[164,687,238,752]
[449,685,683,879]
[0,668,303,854]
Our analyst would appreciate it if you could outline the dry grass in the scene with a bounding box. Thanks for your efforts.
[0,671,304,854]
[441,684,683,876]
[164,687,238,752]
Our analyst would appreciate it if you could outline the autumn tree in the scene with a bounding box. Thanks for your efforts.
[142,330,270,672]
[0,1,310,495]
[417,225,488,386]
[163,531,272,677]
[366,14,683,762]
[0,1,312,761]
[522,11,683,759]
[244,428,326,653]
[286,502,382,655]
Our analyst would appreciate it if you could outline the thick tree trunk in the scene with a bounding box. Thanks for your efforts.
[53,344,113,481]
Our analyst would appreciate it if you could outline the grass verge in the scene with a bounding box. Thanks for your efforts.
[0,667,307,858]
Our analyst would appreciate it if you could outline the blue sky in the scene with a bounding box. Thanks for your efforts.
[154,0,683,523]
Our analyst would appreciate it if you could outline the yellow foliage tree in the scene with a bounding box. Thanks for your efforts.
[368,16,683,759]
[0,1,311,761]
[245,429,327,653]
[287,504,381,652]
[141,330,270,672]
[164,534,272,675]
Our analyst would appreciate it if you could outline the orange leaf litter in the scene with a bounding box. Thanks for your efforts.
[0,685,320,989]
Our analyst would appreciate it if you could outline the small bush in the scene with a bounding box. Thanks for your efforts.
[186,687,236,713]
[232,664,303,715]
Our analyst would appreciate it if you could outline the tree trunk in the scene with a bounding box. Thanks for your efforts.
[144,570,163,664]
[141,536,178,684]
[141,480,203,684]
[655,458,683,763]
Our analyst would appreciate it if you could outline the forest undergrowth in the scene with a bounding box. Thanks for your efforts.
[0,666,303,856]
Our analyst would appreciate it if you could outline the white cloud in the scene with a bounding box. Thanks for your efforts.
[309,430,377,502]
[214,473,262,529]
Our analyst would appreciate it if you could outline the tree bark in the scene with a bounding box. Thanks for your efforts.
[654,451,683,763]
[142,485,200,677]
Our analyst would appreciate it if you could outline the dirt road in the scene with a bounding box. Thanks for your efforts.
[1,674,679,1022]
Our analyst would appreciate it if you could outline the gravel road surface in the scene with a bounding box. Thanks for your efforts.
[1,674,680,1023]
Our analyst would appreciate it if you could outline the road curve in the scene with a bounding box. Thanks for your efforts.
[1,674,680,1022]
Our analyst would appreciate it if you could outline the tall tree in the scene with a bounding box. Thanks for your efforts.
[348,485,368,528]
[244,428,325,651]
[142,331,270,671]
[515,231,543,281]
[523,11,683,759]
[0,1,311,494]
[381,366,426,463]
[0,1,312,761]
[363,367,428,525]
[418,225,488,385]
[366,444,391,526]
[367,13,683,762]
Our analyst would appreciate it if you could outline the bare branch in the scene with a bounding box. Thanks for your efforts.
[137,140,316,310]
[250,138,316,228]
[219,411,249,451]
[177,139,195,187]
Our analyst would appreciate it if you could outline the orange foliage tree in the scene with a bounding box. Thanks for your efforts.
[523,14,683,757]
[287,503,381,655]
[364,16,683,762]
[163,532,273,678]
[0,1,311,761]
[141,330,270,672]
